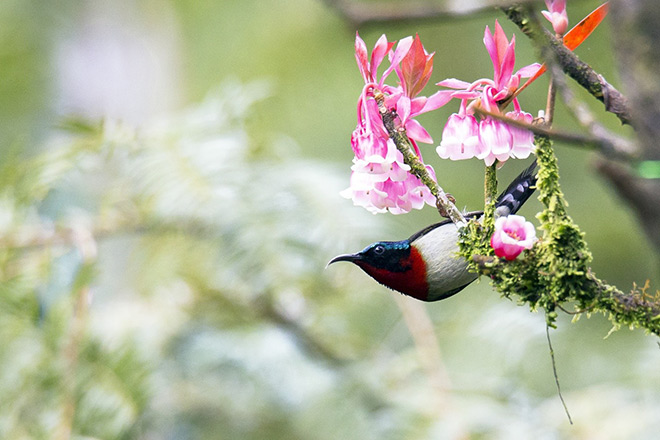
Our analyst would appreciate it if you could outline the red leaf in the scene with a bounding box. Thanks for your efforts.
[514,2,609,96]
[401,34,433,97]
[563,2,609,51]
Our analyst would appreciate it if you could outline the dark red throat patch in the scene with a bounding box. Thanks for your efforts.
[357,246,429,301]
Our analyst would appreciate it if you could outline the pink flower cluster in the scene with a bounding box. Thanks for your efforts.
[436,21,540,167]
[343,23,545,214]
[341,33,453,214]
[490,215,537,260]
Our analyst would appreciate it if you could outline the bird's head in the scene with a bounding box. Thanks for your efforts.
[328,240,429,300]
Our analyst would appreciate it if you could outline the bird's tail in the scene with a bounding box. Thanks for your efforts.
[494,159,538,217]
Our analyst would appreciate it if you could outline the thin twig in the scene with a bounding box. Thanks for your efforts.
[547,61,639,160]
[545,75,557,126]
[556,302,594,316]
[473,107,637,161]
[546,324,573,424]
[483,163,498,228]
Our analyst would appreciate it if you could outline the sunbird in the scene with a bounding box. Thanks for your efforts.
[328,161,537,301]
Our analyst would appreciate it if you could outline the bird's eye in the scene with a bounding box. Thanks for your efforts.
[373,245,385,255]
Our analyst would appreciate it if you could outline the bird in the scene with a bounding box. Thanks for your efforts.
[328,160,537,302]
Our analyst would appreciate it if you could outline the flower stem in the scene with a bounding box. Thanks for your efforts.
[374,92,466,226]
[483,163,498,229]
[545,77,557,126]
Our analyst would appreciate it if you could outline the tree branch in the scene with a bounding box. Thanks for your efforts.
[321,0,526,27]
[546,61,639,160]
[474,106,638,161]
[503,4,633,125]
[473,253,660,336]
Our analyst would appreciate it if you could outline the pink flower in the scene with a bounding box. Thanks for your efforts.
[435,21,540,166]
[490,215,537,260]
[542,0,569,36]
[482,21,541,102]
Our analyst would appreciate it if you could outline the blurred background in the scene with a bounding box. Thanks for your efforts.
[0,0,658,439]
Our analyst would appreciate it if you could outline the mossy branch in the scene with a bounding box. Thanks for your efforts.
[483,163,498,230]
[461,136,660,335]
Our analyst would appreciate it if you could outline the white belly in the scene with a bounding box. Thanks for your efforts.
[413,223,478,301]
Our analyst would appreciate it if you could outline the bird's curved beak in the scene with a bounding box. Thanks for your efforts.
[326,253,361,268]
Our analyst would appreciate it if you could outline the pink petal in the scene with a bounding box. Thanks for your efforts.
[493,21,509,67]
[388,160,412,182]
[541,10,554,22]
[409,96,427,116]
[390,36,414,65]
[485,21,512,86]
[355,32,370,82]
[515,63,542,79]
[436,78,472,89]
[492,87,511,102]
[522,223,537,249]
[481,152,498,167]
[396,95,412,122]
[408,137,423,158]
[371,34,393,76]
[382,36,413,82]
[542,1,568,35]
[451,90,481,100]
[406,118,433,144]
[498,35,516,89]
[479,118,512,156]
[506,111,535,159]
[483,25,498,78]
[479,86,498,112]
[545,0,566,13]
[421,90,454,112]
[437,114,480,161]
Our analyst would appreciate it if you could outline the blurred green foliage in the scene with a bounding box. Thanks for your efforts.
[0,0,658,439]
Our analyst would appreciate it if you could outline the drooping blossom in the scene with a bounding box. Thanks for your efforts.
[542,0,569,36]
[490,214,537,260]
[343,33,452,214]
[342,156,438,214]
[436,21,540,166]
[436,111,479,161]
[477,118,514,166]
[506,110,535,160]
